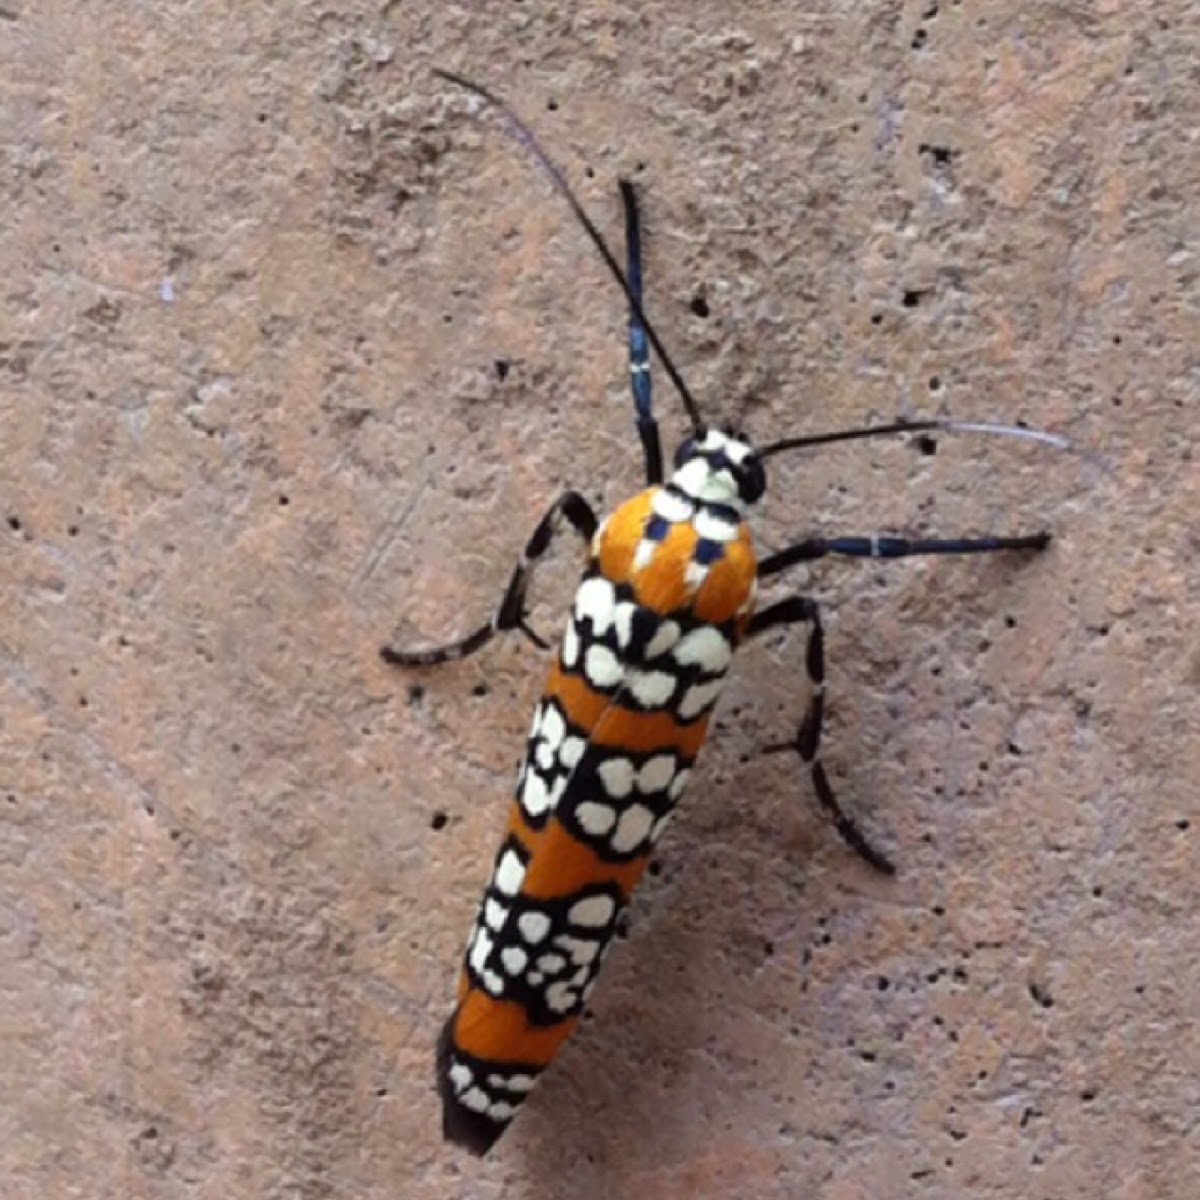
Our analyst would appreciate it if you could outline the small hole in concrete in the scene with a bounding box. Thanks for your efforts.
[430,811,448,831]
[493,358,510,381]
[407,684,425,706]
[690,292,710,318]
[919,143,955,166]
[472,680,490,698]
[911,28,928,49]
[278,495,289,507]
[546,98,558,112]
[916,434,938,455]
[1029,982,1054,1009]
[7,515,20,531]
[1176,818,1190,831]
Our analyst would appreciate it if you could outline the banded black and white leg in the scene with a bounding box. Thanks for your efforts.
[381,491,598,667]
[757,531,1050,576]
[749,596,895,875]
[752,527,1050,869]
[619,179,662,487]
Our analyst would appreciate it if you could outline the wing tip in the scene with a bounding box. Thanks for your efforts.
[436,1017,510,1157]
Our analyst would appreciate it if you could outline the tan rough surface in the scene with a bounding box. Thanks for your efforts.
[2,2,1197,1197]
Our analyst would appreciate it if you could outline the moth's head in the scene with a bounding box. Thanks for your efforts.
[670,428,766,510]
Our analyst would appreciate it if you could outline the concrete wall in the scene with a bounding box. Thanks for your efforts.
[3,2,1196,1197]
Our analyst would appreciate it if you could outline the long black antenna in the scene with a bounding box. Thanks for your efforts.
[760,418,1071,458]
[432,68,706,436]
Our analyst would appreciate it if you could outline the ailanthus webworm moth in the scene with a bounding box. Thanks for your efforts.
[383,69,1067,1156]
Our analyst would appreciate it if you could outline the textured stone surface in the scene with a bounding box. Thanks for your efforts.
[2,2,1197,1197]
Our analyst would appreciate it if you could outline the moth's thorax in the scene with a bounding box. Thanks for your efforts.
[592,484,758,626]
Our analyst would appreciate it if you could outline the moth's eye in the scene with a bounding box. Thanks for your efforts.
[739,453,766,504]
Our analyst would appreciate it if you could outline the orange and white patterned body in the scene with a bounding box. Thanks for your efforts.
[438,431,763,1153]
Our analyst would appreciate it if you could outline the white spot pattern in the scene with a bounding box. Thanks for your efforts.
[685,559,711,591]
[569,894,616,927]
[673,627,732,673]
[678,676,726,720]
[469,928,493,975]
[612,803,655,853]
[540,705,565,747]
[632,539,657,571]
[576,800,617,835]
[484,898,507,931]
[500,946,528,975]
[626,668,676,708]
[521,772,550,817]
[652,489,694,523]
[613,601,637,648]
[546,981,577,1013]
[500,1073,536,1093]
[637,754,676,793]
[668,768,692,800]
[561,620,580,667]
[693,508,741,543]
[575,576,616,634]
[494,850,525,896]
[645,619,681,658]
[558,736,586,769]
[584,644,622,688]
[597,758,635,799]
[518,912,551,943]
[556,935,599,965]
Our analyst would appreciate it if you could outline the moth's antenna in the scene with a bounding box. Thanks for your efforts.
[760,418,1072,459]
[433,68,706,436]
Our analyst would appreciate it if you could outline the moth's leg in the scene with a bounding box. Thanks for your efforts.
[381,491,597,667]
[619,179,662,486]
[758,532,1049,578]
[748,595,895,874]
